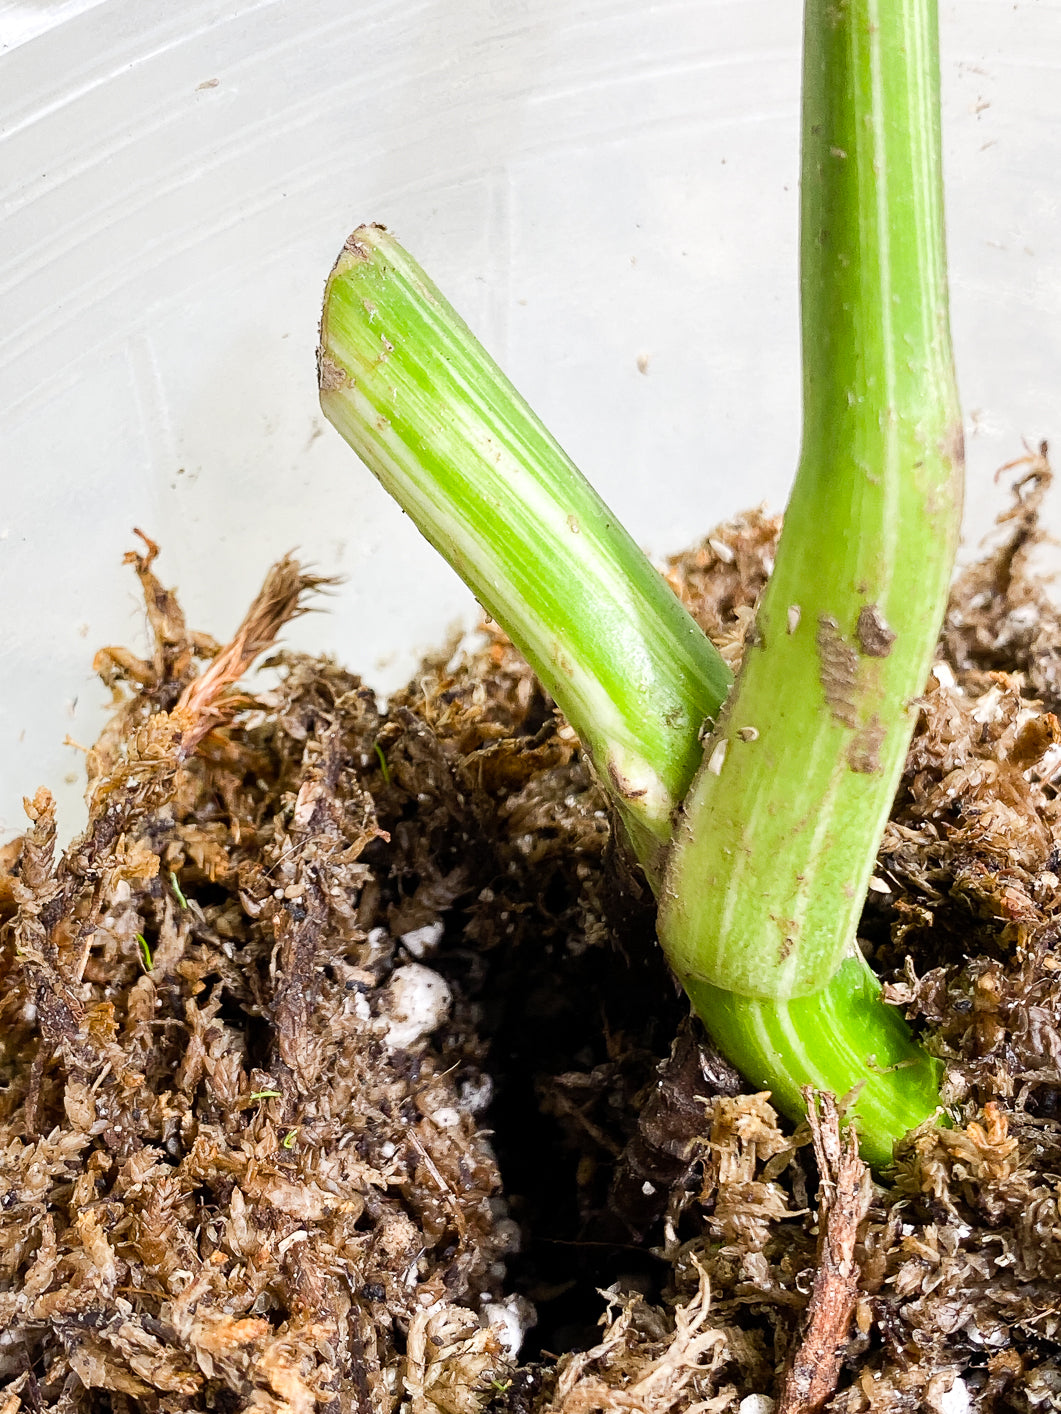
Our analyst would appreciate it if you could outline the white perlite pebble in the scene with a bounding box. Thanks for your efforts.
[739,1397,775,1414]
[932,661,958,689]
[493,1217,522,1255]
[938,1378,970,1414]
[430,1106,463,1129]
[481,1295,536,1360]
[459,1072,495,1115]
[401,920,445,958]
[383,965,452,1049]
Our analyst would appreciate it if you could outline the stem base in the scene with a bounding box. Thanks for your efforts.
[685,954,944,1170]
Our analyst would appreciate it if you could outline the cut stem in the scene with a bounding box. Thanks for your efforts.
[319,225,729,871]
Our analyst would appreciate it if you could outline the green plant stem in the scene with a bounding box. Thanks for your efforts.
[688,960,940,1170]
[319,225,729,870]
[660,0,963,1004]
[318,221,946,1163]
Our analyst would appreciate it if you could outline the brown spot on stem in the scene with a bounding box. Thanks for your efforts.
[771,914,799,964]
[847,714,885,774]
[553,644,574,679]
[816,617,858,728]
[856,604,896,658]
[318,355,351,394]
[606,758,647,801]
[344,224,385,258]
[943,420,967,471]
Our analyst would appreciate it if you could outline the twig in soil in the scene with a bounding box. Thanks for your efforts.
[777,1091,871,1414]
[408,1130,469,1242]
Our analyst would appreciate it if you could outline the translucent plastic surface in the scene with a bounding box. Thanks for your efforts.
[2,0,1059,840]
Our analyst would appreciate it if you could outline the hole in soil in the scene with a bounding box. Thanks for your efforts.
[460,869,687,1358]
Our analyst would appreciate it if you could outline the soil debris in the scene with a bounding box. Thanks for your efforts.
[5,465,1061,1412]
[776,1095,870,1414]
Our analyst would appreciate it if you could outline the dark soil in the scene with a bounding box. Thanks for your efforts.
[5,453,1061,1414]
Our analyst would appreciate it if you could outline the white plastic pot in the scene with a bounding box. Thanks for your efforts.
[2,0,1059,841]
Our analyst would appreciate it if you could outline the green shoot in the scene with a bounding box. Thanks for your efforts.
[317,0,962,1166]
[373,739,391,785]
[135,933,153,970]
[169,870,188,910]
[247,1089,283,1102]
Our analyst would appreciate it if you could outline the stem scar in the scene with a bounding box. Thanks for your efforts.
[856,604,895,657]
[816,616,859,727]
[846,714,885,774]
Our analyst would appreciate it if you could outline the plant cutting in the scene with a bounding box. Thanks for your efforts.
[9,5,1061,1408]
[318,0,960,1167]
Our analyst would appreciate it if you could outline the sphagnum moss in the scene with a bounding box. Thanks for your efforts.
[3,485,1061,1408]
